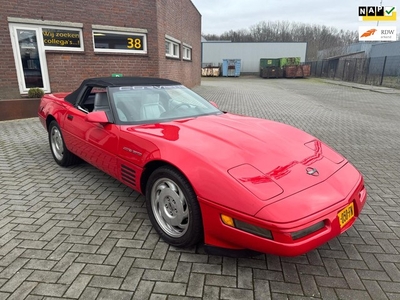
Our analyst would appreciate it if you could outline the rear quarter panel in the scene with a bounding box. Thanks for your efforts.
[38,93,71,130]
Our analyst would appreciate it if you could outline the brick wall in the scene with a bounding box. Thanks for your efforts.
[0,0,201,100]
[156,0,202,87]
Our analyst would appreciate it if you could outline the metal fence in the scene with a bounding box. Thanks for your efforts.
[309,55,400,89]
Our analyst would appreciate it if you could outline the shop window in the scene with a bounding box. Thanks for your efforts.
[93,30,147,54]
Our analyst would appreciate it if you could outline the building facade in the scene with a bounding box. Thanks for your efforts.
[0,0,201,101]
[202,42,307,73]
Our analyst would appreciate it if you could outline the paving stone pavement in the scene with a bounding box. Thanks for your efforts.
[0,76,399,299]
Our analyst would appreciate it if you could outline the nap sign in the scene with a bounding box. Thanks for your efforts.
[358,6,397,21]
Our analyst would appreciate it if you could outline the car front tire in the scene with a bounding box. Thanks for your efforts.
[146,166,203,248]
[48,120,79,167]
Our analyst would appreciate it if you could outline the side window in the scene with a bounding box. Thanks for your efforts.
[79,87,107,113]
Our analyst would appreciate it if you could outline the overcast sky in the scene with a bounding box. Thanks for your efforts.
[191,0,399,34]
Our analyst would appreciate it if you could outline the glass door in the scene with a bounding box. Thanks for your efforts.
[9,24,50,94]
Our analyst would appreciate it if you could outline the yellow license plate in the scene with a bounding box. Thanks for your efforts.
[338,202,355,228]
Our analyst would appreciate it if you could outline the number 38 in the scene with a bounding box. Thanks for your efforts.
[127,38,142,49]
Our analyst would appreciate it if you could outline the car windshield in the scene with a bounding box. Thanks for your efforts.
[108,85,221,124]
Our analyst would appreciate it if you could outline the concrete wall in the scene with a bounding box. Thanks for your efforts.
[202,42,307,73]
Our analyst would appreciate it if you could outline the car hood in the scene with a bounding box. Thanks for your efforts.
[126,113,346,202]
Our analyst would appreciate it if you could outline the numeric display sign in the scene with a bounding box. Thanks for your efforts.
[93,31,147,53]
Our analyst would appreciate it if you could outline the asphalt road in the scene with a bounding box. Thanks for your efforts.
[0,77,399,299]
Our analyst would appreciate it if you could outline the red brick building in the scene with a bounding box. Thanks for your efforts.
[0,0,201,119]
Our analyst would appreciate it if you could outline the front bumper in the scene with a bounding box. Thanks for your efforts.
[198,174,366,257]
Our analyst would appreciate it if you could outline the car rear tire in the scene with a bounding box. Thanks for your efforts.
[48,120,80,167]
[146,166,203,247]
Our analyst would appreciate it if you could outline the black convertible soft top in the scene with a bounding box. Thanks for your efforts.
[65,77,181,104]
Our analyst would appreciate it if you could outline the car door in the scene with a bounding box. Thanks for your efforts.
[63,86,120,178]
[62,87,93,158]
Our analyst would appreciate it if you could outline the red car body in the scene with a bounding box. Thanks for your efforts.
[38,77,366,256]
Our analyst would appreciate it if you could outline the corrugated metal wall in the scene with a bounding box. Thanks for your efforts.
[370,41,400,57]
[202,42,307,73]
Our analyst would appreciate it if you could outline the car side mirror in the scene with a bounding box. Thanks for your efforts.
[85,110,110,124]
[210,101,218,108]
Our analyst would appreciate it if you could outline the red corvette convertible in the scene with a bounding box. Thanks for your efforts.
[38,77,367,256]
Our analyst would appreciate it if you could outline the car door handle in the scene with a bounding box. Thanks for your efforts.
[67,115,73,120]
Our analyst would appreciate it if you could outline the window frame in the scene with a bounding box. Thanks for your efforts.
[183,44,192,61]
[165,35,181,59]
[8,23,51,94]
[92,29,148,54]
